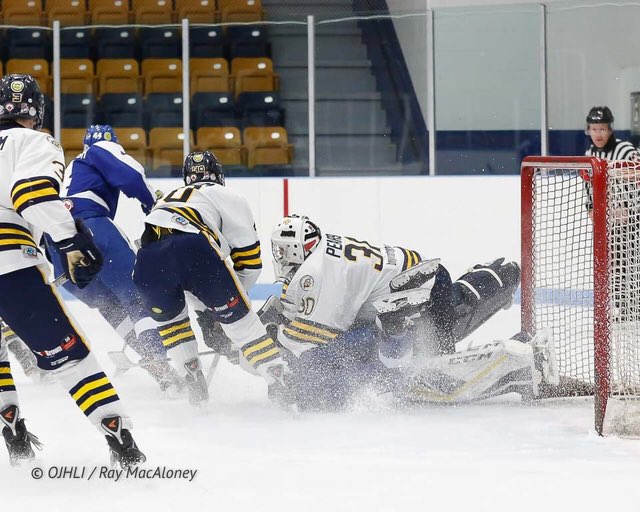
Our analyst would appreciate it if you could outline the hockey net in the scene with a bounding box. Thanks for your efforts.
[521,156,640,435]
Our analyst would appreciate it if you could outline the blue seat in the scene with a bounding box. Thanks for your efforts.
[189,27,225,59]
[6,29,52,60]
[99,94,144,127]
[225,26,270,59]
[139,28,181,60]
[61,94,96,129]
[60,28,92,59]
[190,92,237,130]
[145,93,184,129]
[236,92,284,127]
[95,28,137,60]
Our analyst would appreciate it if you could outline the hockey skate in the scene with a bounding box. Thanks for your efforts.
[184,358,209,406]
[139,356,185,395]
[101,416,146,469]
[389,258,440,292]
[1,405,43,466]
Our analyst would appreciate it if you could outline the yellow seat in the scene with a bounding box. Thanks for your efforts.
[231,57,278,97]
[196,127,244,166]
[149,128,193,170]
[89,0,130,25]
[46,0,87,25]
[218,0,263,22]
[175,0,215,23]
[6,60,51,96]
[243,126,293,168]
[116,127,148,166]
[60,128,86,164]
[96,59,140,96]
[132,0,173,24]
[3,0,44,25]
[60,59,95,94]
[190,58,230,94]
[142,59,182,95]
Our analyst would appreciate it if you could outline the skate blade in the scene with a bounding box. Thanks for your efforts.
[373,288,432,314]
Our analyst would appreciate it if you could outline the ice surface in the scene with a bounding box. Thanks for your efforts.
[3,301,640,511]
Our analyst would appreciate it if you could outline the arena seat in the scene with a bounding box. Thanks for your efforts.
[236,91,284,126]
[3,0,43,25]
[6,29,51,60]
[142,59,182,95]
[60,59,95,94]
[89,0,130,25]
[226,26,270,59]
[99,93,144,127]
[196,126,244,166]
[176,0,216,24]
[115,127,148,164]
[231,57,278,97]
[60,28,92,59]
[149,127,193,172]
[6,59,51,96]
[61,93,96,128]
[60,127,86,164]
[139,27,181,60]
[218,0,263,23]
[46,0,87,25]
[145,92,183,129]
[97,59,140,96]
[190,92,236,129]
[132,0,172,24]
[190,58,230,94]
[94,28,137,60]
[189,27,225,58]
[243,126,292,168]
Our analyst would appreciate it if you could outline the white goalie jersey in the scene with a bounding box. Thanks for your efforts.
[0,126,76,276]
[278,233,422,356]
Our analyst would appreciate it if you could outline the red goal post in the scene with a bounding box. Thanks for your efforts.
[521,156,640,435]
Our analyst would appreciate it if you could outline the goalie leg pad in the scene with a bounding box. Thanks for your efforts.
[405,337,535,403]
[451,258,521,342]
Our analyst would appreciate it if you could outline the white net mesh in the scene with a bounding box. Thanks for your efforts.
[528,160,640,433]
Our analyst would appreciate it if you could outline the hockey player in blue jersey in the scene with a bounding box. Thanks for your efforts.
[47,125,181,392]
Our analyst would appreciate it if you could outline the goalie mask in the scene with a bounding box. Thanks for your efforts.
[0,74,45,130]
[183,150,225,186]
[271,215,321,282]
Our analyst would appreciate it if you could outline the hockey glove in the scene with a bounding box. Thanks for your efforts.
[53,219,104,289]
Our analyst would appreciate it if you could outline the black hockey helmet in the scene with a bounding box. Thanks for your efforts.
[0,74,45,130]
[586,106,614,125]
[182,150,225,186]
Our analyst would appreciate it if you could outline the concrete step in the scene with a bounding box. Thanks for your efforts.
[267,20,362,36]
[291,135,399,169]
[278,65,377,96]
[271,33,367,63]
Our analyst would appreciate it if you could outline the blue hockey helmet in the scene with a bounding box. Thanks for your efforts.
[182,150,225,186]
[0,74,45,129]
[83,124,118,149]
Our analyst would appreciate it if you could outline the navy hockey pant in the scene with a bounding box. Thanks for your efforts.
[133,231,250,324]
[0,266,90,370]
[49,216,165,358]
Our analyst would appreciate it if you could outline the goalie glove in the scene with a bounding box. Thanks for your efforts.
[53,219,104,289]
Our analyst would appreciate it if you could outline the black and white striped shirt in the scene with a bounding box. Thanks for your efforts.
[585,138,640,161]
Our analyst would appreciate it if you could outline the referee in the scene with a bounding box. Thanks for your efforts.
[585,106,640,161]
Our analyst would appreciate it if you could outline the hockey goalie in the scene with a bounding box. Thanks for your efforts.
[206,214,559,411]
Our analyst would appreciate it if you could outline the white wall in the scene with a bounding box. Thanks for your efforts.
[115,176,521,284]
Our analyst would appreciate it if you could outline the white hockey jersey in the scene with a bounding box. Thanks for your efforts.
[0,124,76,276]
[144,182,262,290]
[278,233,422,356]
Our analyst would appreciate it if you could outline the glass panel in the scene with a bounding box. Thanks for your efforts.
[547,1,640,156]
[434,4,541,174]
[313,13,429,176]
